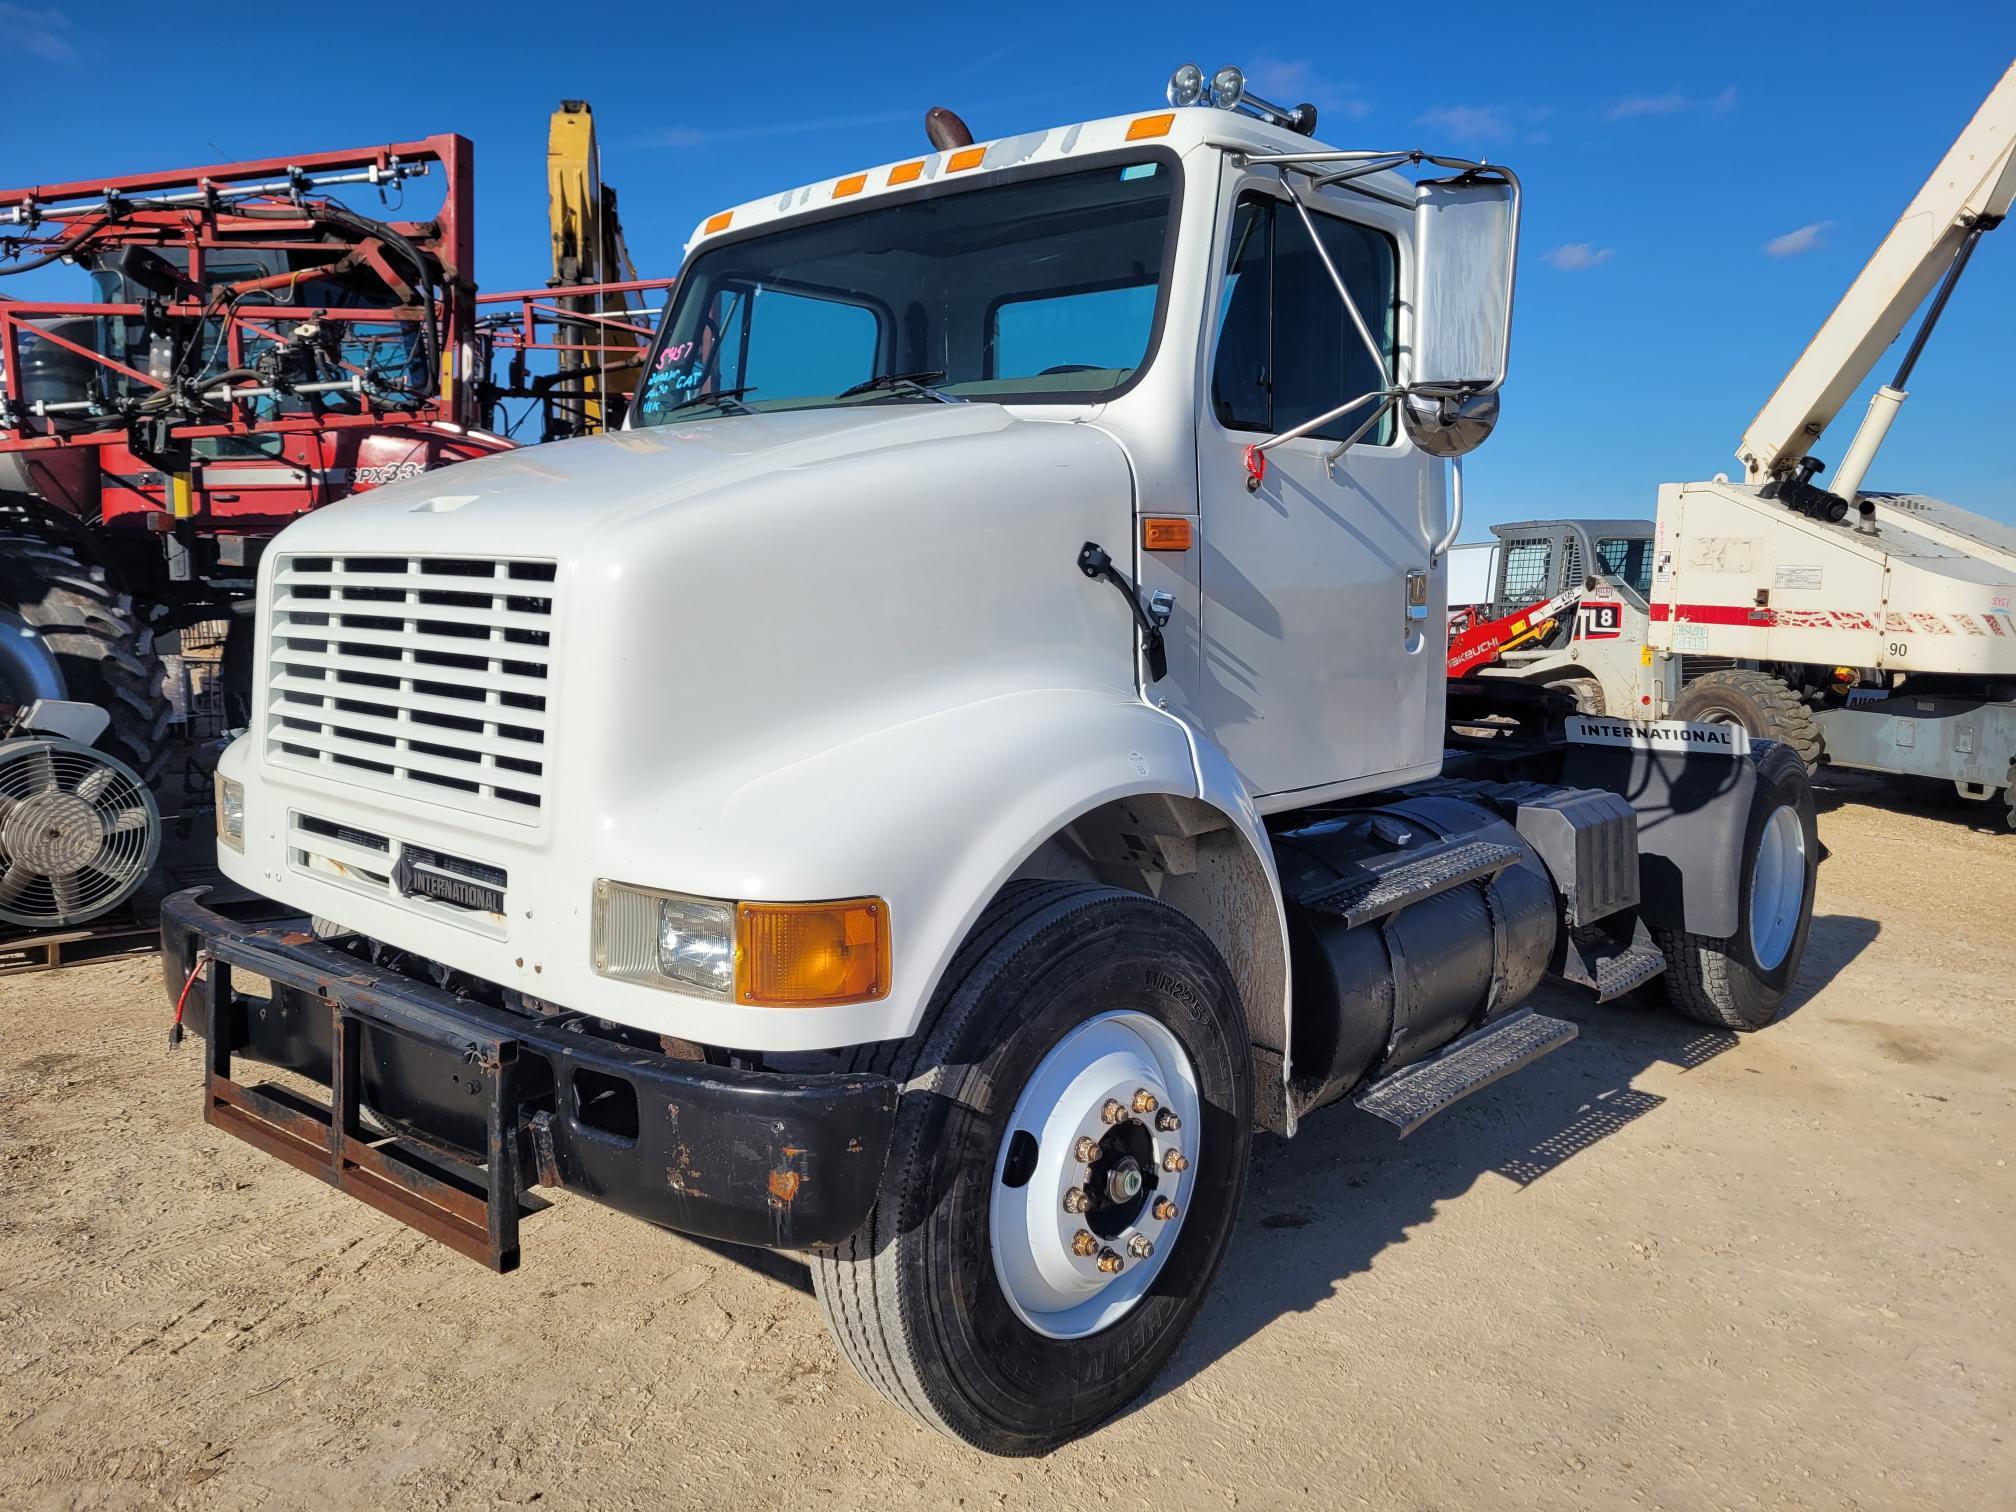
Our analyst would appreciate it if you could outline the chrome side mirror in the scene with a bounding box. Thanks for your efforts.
[1409,166,1519,457]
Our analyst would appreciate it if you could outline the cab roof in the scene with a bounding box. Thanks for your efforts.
[682,105,1411,252]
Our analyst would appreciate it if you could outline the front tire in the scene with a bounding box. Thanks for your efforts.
[1651,741,1818,1030]
[811,881,1253,1455]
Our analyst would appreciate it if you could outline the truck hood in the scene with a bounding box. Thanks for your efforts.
[282,404,1052,548]
[254,397,1141,850]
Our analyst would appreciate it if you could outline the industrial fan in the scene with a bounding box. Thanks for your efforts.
[0,737,160,929]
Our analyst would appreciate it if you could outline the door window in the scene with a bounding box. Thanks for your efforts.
[1210,190,1399,444]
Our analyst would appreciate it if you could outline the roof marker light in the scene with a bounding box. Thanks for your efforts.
[947,146,986,172]
[703,210,733,235]
[833,173,868,199]
[1127,113,1175,140]
[888,160,925,185]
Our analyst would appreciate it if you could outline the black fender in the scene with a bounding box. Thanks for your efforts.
[1561,738,1785,940]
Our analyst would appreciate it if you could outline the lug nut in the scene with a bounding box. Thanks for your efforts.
[1162,1149,1188,1173]
[1153,1197,1179,1221]
[1127,1234,1155,1259]
[1072,1229,1098,1257]
[1074,1136,1101,1164]
[1095,1248,1125,1275]
[1063,1186,1090,1214]
[1101,1099,1127,1125]
[1155,1108,1181,1133]
[1132,1088,1158,1115]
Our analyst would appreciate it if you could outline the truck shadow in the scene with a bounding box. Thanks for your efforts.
[1127,907,1880,1420]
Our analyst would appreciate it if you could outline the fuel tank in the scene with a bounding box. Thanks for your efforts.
[1276,794,1560,1116]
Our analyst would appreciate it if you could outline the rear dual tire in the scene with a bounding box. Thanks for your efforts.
[1652,740,1818,1030]
[811,882,1252,1456]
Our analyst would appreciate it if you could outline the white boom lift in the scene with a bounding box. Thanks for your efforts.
[1460,61,2016,824]
[1738,61,2016,503]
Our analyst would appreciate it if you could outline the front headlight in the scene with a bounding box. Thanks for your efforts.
[592,880,890,1006]
[592,882,735,999]
[215,773,245,852]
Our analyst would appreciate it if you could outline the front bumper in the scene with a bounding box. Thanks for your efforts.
[161,888,899,1271]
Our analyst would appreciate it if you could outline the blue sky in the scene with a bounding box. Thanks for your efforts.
[3,1,2012,532]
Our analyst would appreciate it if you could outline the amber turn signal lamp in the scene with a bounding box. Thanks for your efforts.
[735,898,890,1007]
[1142,517,1193,551]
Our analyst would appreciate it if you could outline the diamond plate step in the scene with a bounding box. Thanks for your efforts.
[1353,1009,1579,1137]
[1298,838,1524,928]
[1559,925,1668,1003]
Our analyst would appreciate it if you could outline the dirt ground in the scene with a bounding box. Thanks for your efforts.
[3,773,2012,1511]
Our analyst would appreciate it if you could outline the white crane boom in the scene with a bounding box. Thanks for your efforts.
[1737,60,2016,487]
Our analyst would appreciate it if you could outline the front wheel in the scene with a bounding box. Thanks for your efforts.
[811,881,1253,1455]
[1651,740,1818,1030]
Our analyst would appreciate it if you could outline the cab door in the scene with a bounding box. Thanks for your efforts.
[1192,175,1442,801]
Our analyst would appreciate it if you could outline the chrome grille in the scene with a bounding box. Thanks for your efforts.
[265,554,556,824]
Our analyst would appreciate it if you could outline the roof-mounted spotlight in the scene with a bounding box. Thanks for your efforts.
[1165,61,1318,136]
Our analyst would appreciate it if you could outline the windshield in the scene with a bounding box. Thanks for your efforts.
[634,157,1176,426]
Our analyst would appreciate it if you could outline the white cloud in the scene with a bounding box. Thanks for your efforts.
[1415,105,1513,141]
[1764,220,1834,257]
[1609,85,1737,121]
[0,3,74,60]
[1246,56,1374,122]
[1544,243,1615,271]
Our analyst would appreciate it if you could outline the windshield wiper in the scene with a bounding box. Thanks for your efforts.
[835,370,961,405]
[661,385,759,417]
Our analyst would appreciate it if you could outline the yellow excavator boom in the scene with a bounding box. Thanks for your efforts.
[546,99,648,434]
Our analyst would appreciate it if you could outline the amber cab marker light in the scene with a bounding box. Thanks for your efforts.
[1142,517,1193,552]
[833,173,868,199]
[888,160,925,185]
[735,898,891,1007]
[703,210,733,235]
[948,146,987,172]
[1127,113,1176,140]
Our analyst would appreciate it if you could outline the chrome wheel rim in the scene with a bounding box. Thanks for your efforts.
[1749,804,1805,970]
[989,1011,1199,1340]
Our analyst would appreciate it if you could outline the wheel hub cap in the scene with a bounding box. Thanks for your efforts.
[990,1011,1200,1340]
[1749,803,1806,970]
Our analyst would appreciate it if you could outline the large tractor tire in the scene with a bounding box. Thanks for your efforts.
[1671,668,1823,773]
[811,881,1253,1455]
[1650,741,1818,1031]
[0,527,172,788]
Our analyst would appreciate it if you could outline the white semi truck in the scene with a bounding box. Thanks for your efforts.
[162,67,1818,1453]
